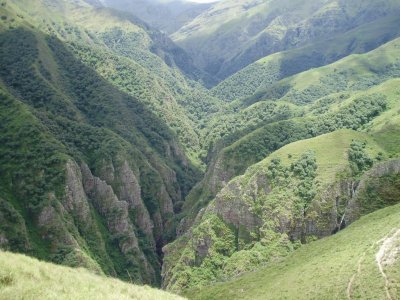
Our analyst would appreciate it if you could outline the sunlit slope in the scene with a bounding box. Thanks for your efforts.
[0,251,185,300]
[163,127,400,292]
[210,38,400,180]
[163,38,400,291]
[179,38,400,232]
[189,203,400,300]
[173,0,400,80]
[0,0,206,285]
[212,14,400,102]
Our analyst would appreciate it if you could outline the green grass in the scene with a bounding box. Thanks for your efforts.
[174,0,400,80]
[0,0,205,285]
[265,129,384,184]
[162,126,395,292]
[0,251,185,300]
[212,13,400,102]
[188,203,400,300]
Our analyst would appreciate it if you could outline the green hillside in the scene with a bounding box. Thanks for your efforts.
[0,250,185,300]
[188,203,400,300]
[162,37,400,292]
[177,37,400,235]
[0,0,211,285]
[212,14,400,102]
[173,0,400,80]
[1,0,400,298]
[162,124,400,291]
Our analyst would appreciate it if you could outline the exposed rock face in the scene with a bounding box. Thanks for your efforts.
[81,162,156,282]
[64,160,91,222]
[176,151,235,235]
[346,159,400,223]
[162,157,400,292]
[214,179,263,233]
[2,157,186,285]
[118,161,154,237]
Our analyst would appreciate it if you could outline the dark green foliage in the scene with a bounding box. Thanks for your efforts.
[348,140,374,174]
[0,198,30,251]
[291,152,317,179]
[203,102,295,152]
[358,174,400,215]
[140,168,163,216]
[224,94,386,176]
[266,152,318,212]
[0,25,201,286]
[0,92,67,214]
[291,152,318,211]
[266,158,287,183]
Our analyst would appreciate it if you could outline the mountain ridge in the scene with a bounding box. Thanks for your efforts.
[0,0,399,297]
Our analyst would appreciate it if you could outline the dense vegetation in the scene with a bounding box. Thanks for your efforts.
[1,0,400,298]
[161,37,400,293]
[188,202,400,299]
[0,0,207,286]
[173,0,400,81]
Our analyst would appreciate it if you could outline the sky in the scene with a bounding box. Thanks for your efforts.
[186,0,220,2]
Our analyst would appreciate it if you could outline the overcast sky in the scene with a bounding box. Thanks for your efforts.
[186,0,220,3]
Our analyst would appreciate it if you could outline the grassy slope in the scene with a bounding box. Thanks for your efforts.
[163,125,395,292]
[0,251,185,300]
[265,129,384,183]
[181,39,400,227]
[0,0,207,284]
[211,13,400,102]
[218,37,400,176]
[173,0,400,79]
[188,203,400,300]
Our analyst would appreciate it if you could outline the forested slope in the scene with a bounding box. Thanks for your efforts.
[0,0,212,285]
[162,38,400,291]
[1,0,400,297]
[173,0,400,81]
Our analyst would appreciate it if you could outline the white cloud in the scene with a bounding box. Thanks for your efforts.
[185,0,220,3]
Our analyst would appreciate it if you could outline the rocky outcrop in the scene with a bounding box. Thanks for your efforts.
[64,160,91,223]
[213,178,264,234]
[117,161,154,237]
[24,157,184,284]
[346,159,400,223]
[81,162,156,282]
[163,154,400,292]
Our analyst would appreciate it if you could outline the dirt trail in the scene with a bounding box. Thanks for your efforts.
[347,229,400,300]
[375,228,400,300]
[346,251,367,300]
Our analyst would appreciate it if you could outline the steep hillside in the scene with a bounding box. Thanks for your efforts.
[162,38,400,291]
[0,251,184,300]
[100,0,213,34]
[173,0,400,80]
[188,203,400,299]
[212,14,400,102]
[163,126,400,291]
[1,0,400,297]
[0,0,213,285]
[179,38,400,232]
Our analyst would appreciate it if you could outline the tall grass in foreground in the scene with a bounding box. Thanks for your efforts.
[0,251,185,300]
